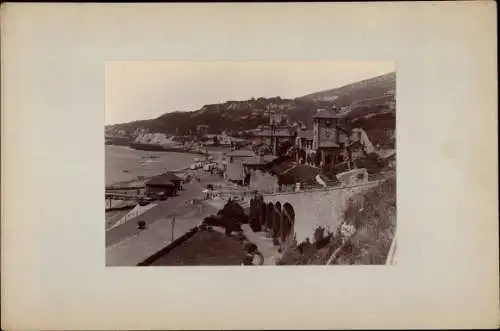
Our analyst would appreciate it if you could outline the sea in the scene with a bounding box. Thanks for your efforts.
[106,145,204,186]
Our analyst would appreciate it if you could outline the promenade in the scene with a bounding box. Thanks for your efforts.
[105,180,205,247]
[105,172,230,247]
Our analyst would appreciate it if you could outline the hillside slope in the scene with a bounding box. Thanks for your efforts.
[106,72,396,148]
[300,72,395,106]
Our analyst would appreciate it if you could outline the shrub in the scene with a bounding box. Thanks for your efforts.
[218,199,246,221]
[339,176,396,264]
[277,176,396,265]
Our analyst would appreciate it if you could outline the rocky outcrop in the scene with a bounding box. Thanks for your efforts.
[131,128,180,147]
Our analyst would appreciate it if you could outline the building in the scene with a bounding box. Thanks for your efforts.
[312,108,349,169]
[256,113,295,155]
[196,124,209,135]
[269,113,288,125]
[295,128,315,164]
[223,150,256,185]
[242,154,278,172]
[145,172,183,197]
[256,127,295,155]
[219,132,233,146]
[251,109,263,116]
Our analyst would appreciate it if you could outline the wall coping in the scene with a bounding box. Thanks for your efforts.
[261,179,383,197]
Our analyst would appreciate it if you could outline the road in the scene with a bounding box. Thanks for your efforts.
[105,180,205,247]
[105,172,227,247]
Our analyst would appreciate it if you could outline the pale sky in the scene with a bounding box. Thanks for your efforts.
[105,61,394,125]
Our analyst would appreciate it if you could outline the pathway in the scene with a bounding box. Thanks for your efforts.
[105,180,204,247]
[241,225,280,265]
[106,214,204,266]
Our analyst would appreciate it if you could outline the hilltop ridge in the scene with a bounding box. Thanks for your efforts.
[106,72,396,148]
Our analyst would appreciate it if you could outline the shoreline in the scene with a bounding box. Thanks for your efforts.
[106,152,226,188]
[105,165,192,188]
[126,143,209,156]
[106,143,227,188]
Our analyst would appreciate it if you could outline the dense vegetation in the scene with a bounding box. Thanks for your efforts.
[277,176,396,265]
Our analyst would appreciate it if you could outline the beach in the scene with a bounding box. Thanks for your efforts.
[105,144,232,229]
[106,145,204,185]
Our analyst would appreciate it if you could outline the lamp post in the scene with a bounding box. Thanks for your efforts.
[168,200,189,243]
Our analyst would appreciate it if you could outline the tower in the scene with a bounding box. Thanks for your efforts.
[312,109,340,168]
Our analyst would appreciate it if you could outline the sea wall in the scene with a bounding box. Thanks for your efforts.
[262,181,380,244]
[108,203,158,229]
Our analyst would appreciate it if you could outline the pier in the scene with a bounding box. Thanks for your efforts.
[105,185,145,191]
[105,193,141,201]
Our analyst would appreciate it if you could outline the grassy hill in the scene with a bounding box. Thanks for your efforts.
[106,72,396,148]
[299,72,396,107]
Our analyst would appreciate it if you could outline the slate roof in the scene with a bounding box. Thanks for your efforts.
[297,130,314,140]
[225,150,256,157]
[256,128,294,137]
[243,155,277,165]
[276,164,323,185]
[226,162,246,181]
[146,172,182,186]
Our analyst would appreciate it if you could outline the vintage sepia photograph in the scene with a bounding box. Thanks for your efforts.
[105,61,397,266]
[3,2,497,329]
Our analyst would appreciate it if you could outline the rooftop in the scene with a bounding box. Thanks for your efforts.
[225,150,255,157]
[256,128,295,137]
[297,129,314,140]
[269,162,326,185]
[225,162,246,181]
[146,228,247,266]
[243,155,277,166]
[146,172,182,186]
[279,164,323,185]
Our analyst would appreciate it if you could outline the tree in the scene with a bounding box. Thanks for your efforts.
[354,152,385,174]
[218,199,247,223]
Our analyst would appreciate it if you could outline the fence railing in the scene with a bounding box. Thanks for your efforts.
[258,179,385,197]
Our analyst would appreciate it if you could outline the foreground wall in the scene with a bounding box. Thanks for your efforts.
[263,181,380,244]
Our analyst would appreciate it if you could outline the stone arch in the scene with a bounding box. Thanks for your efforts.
[249,197,258,230]
[273,202,282,239]
[266,202,274,232]
[281,202,295,242]
[250,197,257,219]
[259,196,266,228]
